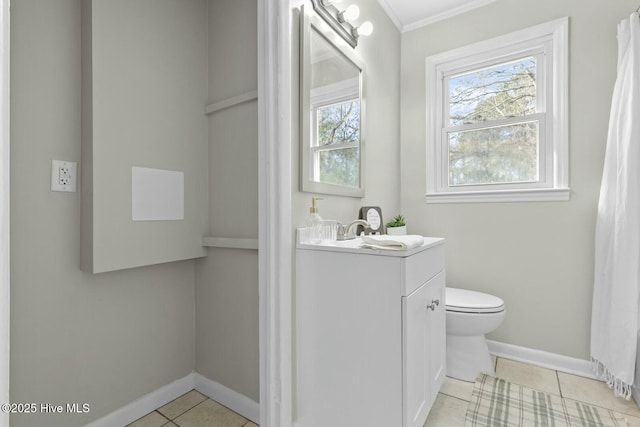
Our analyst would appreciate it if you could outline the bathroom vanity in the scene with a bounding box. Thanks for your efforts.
[295,236,446,427]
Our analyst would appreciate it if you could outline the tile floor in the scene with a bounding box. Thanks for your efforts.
[128,356,640,427]
[126,390,257,427]
[427,356,640,427]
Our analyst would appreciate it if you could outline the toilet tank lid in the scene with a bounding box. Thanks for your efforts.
[446,287,505,311]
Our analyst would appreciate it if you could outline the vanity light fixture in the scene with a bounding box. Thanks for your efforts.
[353,21,373,37]
[310,0,373,48]
[337,5,359,22]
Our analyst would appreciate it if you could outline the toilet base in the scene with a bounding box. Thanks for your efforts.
[446,334,495,382]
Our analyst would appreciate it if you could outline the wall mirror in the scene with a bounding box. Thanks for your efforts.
[300,6,365,197]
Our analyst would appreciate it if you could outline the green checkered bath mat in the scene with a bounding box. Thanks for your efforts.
[465,374,628,427]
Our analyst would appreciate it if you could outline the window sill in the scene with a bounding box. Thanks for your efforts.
[425,187,571,204]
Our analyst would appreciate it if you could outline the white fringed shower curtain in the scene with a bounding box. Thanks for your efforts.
[591,11,640,400]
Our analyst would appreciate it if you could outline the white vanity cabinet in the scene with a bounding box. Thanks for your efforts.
[295,237,446,427]
[403,270,446,426]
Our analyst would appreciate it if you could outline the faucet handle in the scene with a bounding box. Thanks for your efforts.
[358,223,372,236]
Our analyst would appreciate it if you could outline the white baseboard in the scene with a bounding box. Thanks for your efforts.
[84,372,259,427]
[487,340,600,380]
[194,373,259,424]
[85,373,196,427]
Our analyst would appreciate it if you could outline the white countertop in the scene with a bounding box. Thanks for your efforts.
[296,232,444,257]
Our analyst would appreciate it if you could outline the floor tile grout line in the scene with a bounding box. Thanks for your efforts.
[156,410,171,423]
[439,390,472,402]
[556,370,564,398]
[169,397,254,426]
[170,398,211,421]
[573,392,640,419]
[139,359,640,427]
[159,390,208,421]
[559,394,640,420]
[494,362,640,420]
[125,410,171,427]
[437,391,473,404]
[555,372,640,419]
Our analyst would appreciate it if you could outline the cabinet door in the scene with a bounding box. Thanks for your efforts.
[427,272,446,407]
[402,271,446,427]
[402,280,431,427]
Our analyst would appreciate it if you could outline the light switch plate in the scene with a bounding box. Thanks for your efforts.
[51,160,77,192]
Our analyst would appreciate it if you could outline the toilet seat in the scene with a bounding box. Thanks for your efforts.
[446,287,505,314]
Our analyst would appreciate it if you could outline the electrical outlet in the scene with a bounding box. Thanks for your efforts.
[59,166,70,185]
[51,160,77,192]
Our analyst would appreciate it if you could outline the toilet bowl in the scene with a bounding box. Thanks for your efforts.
[445,287,505,382]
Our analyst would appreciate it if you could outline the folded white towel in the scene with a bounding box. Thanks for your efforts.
[360,235,425,250]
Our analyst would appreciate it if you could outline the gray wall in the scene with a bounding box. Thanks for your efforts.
[194,0,259,402]
[81,0,209,273]
[10,2,196,426]
[292,0,402,229]
[193,0,396,404]
[12,1,625,426]
[400,0,638,359]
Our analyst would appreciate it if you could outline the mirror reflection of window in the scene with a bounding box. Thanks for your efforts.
[300,7,365,198]
[314,100,360,187]
[310,28,361,189]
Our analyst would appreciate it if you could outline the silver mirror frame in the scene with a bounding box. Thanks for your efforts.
[300,5,366,198]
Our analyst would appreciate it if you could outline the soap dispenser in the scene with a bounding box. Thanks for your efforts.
[306,197,323,243]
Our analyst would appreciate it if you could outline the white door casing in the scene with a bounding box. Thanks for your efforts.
[258,1,293,427]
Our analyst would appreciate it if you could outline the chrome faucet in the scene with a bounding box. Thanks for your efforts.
[336,219,370,240]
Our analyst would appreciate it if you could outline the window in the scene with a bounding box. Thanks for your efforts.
[311,79,360,188]
[425,18,569,203]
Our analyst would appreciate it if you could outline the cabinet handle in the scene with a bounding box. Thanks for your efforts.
[432,299,440,306]
[426,303,436,311]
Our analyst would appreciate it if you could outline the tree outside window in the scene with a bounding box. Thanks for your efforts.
[315,99,360,187]
[447,58,538,186]
[425,18,569,203]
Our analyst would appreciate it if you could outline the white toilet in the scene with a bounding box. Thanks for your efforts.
[445,287,506,382]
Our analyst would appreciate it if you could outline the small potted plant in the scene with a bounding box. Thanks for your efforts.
[386,214,407,235]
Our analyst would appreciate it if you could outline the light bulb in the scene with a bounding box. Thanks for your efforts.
[338,5,360,22]
[357,21,373,36]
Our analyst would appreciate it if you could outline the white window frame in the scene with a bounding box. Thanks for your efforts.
[310,78,360,186]
[425,17,569,203]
